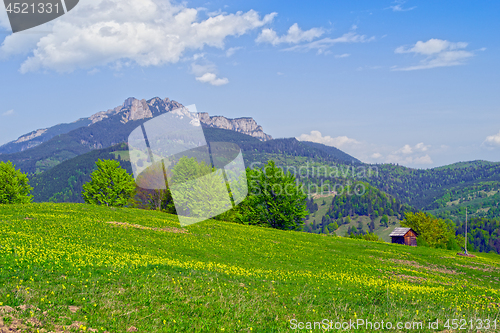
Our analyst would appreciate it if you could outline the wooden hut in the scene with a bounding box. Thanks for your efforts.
[389,227,417,246]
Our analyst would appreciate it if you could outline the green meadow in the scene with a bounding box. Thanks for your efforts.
[0,203,499,332]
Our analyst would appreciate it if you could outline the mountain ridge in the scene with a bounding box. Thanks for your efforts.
[0,96,272,155]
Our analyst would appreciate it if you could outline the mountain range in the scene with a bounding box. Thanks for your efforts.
[0,97,272,156]
[1,96,499,230]
[0,97,275,174]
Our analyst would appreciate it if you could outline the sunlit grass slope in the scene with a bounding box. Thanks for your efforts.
[0,203,499,332]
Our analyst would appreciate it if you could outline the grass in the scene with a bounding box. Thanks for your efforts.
[334,216,402,242]
[0,203,499,332]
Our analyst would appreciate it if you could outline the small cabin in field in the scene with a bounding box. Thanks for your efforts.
[389,227,417,246]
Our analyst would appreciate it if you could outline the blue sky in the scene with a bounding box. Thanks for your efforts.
[1,0,499,167]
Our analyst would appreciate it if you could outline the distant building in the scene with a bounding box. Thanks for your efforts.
[389,227,417,246]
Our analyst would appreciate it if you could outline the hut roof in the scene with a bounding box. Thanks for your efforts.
[389,227,414,237]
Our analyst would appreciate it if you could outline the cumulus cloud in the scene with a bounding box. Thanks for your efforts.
[191,62,228,86]
[2,109,14,116]
[388,0,416,12]
[256,23,324,46]
[195,73,229,86]
[385,153,434,165]
[297,132,436,167]
[385,143,433,165]
[483,130,500,148]
[284,30,375,54]
[394,142,430,155]
[415,142,429,152]
[393,39,474,71]
[0,0,276,73]
[296,130,360,148]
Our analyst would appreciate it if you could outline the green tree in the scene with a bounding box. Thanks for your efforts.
[380,214,389,227]
[169,156,231,219]
[82,159,136,207]
[402,212,458,249]
[327,221,338,233]
[0,161,33,204]
[236,160,308,230]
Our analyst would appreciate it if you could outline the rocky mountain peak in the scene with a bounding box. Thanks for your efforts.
[198,113,272,141]
[89,96,272,140]
[0,96,272,155]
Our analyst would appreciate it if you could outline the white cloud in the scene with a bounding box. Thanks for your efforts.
[195,72,229,86]
[226,46,243,57]
[284,31,375,54]
[393,39,474,71]
[385,153,434,165]
[191,62,228,86]
[192,53,206,61]
[398,144,413,154]
[297,131,436,167]
[296,130,360,148]
[0,0,277,73]
[256,23,324,46]
[415,142,429,152]
[385,143,433,165]
[335,53,350,58]
[483,130,500,148]
[395,39,468,55]
[413,155,433,164]
[2,109,14,116]
[389,0,416,12]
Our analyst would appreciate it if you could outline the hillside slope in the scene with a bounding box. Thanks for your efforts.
[367,161,500,213]
[0,203,499,332]
[29,129,360,203]
[301,140,361,164]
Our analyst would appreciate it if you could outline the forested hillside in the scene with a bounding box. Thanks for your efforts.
[327,183,414,220]
[29,129,362,203]
[0,115,145,174]
[426,182,500,221]
[366,161,500,211]
[31,143,132,203]
[455,218,500,254]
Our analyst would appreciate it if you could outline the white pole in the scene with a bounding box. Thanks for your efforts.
[465,208,467,254]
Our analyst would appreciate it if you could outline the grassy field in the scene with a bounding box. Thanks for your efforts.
[0,203,499,332]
